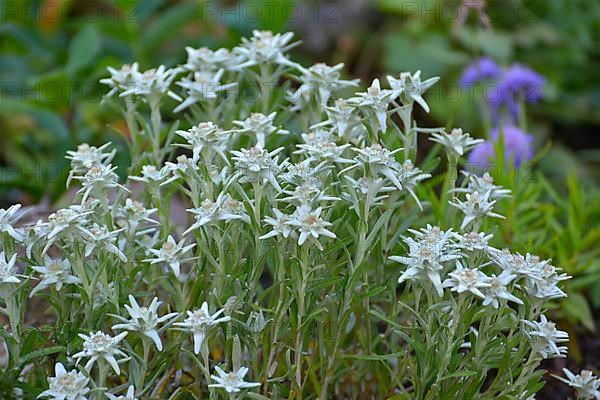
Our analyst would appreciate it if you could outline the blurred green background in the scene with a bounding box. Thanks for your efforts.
[1,0,599,206]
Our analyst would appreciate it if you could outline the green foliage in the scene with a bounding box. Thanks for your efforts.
[0,2,599,398]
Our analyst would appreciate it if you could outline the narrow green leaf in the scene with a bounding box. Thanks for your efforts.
[66,26,101,75]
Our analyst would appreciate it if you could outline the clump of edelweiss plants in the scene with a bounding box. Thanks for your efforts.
[0,30,589,400]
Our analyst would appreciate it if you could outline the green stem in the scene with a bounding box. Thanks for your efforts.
[399,103,414,160]
[6,291,21,343]
[250,183,263,295]
[201,341,213,398]
[321,195,373,399]
[294,245,309,399]
[259,64,271,114]
[430,294,465,397]
[265,242,286,394]
[446,153,459,227]
[139,338,150,390]
[149,97,162,164]
[97,359,108,399]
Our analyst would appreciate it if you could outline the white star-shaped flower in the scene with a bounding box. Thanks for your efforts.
[173,302,231,354]
[30,256,81,297]
[208,366,260,393]
[38,362,90,400]
[144,235,195,277]
[111,296,177,351]
[442,261,491,298]
[387,70,439,113]
[73,331,128,375]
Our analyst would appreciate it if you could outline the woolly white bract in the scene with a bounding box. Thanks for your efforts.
[0,30,576,400]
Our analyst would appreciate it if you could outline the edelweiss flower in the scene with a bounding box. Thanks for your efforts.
[387,70,439,113]
[295,132,352,165]
[0,204,26,241]
[490,251,570,301]
[144,235,195,277]
[260,209,294,240]
[453,231,493,252]
[175,122,231,163]
[281,183,340,207]
[66,143,116,187]
[316,98,363,139]
[0,252,20,284]
[525,274,569,300]
[557,368,600,400]
[30,256,81,297]
[44,208,93,254]
[442,261,490,298]
[299,128,335,146]
[522,315,568,359]
[287,206,336,250]
[293,62,359,105]
[82,224,127,262]
[183,46,233,72]
[482,270,523,308]
[453,172,512,200]
[234,30,298,69]
[112,296,177,351]
[390,226,461,296]
[129,165,171,185]
[231,147,285,191]
[162,155,199,185]
[100,62,141,98]
[174,69,237,112]
[74,164,125,203]
[348,78,397,133]
[38,362,90,400]
[280,160,327,187]
[184,199,218,232]
[220,196,251,223]
[208,366,260,393]
[173,302,231,354]
[184,195,250,234]
[116,199,158,236]
[430,128,484,157]
[73,331,128,374]
[341,144,404,190]
[105,385,137,400]
[450,190,504,230]
[489,249,533,276]
[233,112,288,149]
[118,65,180,102]
[522,259,570,300]
[393,160,431,209]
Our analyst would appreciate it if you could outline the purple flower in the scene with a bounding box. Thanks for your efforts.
[499,64,545,103]
[459,57,501,87]
[488,64,545,123]
[467,126,534,169]
[467,141,495,168]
